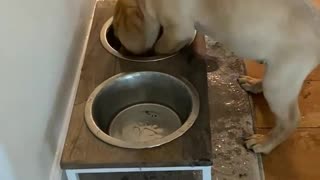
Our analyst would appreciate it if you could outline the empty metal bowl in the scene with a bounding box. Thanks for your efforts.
[85,71,200,149]
[100,17,197,62]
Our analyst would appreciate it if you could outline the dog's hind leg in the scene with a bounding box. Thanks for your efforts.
[245,54,318,154]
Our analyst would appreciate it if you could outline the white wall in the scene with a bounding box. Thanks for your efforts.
[0,0,96,179]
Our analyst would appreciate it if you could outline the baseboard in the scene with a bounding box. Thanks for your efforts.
[49,2,97,180]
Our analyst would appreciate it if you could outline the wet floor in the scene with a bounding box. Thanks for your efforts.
[205,38,263,180]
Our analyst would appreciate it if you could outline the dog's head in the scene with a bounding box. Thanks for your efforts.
[113,0,160,55]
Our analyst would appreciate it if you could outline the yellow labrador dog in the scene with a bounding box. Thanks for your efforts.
[113,0,320,154]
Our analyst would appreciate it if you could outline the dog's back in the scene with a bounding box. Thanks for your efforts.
[193,0,320,62]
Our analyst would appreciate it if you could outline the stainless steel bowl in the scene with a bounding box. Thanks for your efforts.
[85,71,200,149]
[100,17,197,62]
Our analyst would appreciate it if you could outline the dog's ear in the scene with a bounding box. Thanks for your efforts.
[136,0,146,17]
[136,0,161,50]
[113,0,160,55]
[113,0,144,35]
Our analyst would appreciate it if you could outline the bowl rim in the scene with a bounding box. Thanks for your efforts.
[84,71,200,149]
[100,16,197,62]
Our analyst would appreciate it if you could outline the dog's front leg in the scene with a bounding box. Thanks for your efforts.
[244,57,317,154]
[238,75,263,94]
[154,23,195,54]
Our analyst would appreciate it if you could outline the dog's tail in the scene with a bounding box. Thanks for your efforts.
[312,0,320,8]
[306,0,320,15]
[303,0,320,46]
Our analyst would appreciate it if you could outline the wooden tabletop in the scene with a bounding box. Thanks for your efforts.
[60,0,213,169]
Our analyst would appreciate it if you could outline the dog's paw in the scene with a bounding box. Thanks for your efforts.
[245,134,271,154]
[238,75,263,94]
